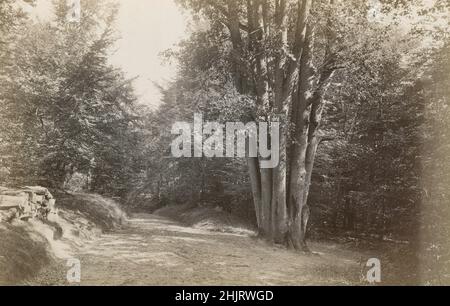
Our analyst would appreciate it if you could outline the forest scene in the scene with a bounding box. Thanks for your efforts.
[1,0,449,287]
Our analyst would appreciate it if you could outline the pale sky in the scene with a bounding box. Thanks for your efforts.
[28,0,189,108]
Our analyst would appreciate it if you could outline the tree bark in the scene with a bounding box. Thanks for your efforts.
[260,166,273,237]
[217,0,336,251]
[247,157,262,228]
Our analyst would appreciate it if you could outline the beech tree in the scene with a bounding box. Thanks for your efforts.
[176,0,377,250]
[175,0,449,250]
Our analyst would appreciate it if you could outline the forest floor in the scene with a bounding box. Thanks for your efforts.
[28,212,370,285]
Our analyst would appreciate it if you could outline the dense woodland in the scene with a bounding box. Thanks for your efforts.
[1,0,449,283]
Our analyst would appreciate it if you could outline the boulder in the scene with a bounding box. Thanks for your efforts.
[0,193,28,210]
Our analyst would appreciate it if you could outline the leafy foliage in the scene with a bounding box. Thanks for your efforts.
[0,0,143,196]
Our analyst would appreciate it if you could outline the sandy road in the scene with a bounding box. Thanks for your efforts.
[31,213,362,285]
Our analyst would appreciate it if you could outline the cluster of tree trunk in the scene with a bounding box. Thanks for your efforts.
[213,0,338,250]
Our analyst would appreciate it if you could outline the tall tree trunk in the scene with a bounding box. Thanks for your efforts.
[246,0,273,238]
[287,14,315,250]
[221,0,336,250]
[260,167,273,237]
[271,119,288,243]
[270,0,289,243]
[248,157,262,228]
[288,100,311,250]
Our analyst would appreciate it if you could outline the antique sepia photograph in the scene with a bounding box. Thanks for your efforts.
[0,0,449,289]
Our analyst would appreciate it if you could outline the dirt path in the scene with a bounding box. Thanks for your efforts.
[30,213,364,285]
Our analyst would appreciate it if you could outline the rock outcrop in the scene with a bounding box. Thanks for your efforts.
[0,186,55,222]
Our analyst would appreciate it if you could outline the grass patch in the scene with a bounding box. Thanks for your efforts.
[0,223,52,285]
[53,192,126,232]
[154,204,256,235]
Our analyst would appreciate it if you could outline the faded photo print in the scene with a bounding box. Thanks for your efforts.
[0,0,449,288]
